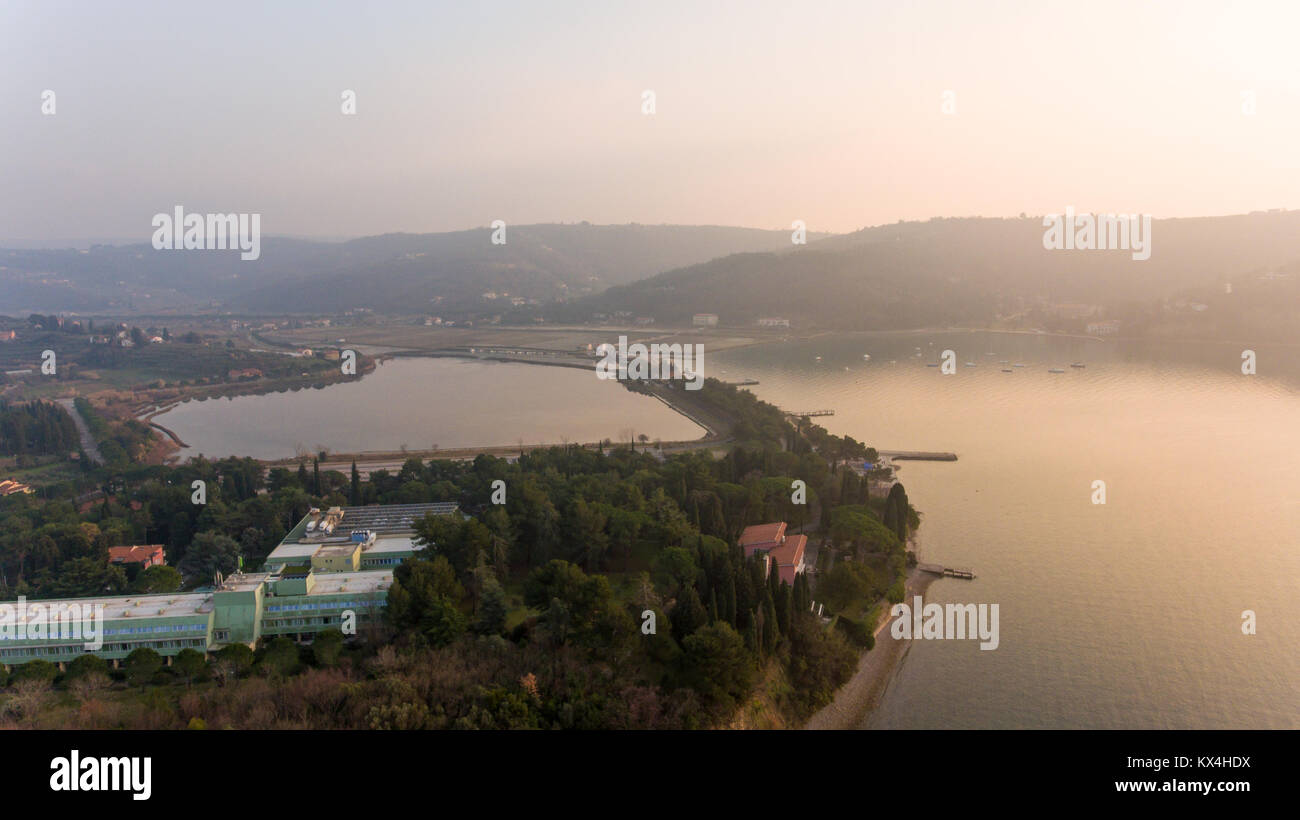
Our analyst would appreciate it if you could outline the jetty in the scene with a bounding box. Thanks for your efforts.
[917,563,976,580]
[784,409,835,418]
[877,450,958,461]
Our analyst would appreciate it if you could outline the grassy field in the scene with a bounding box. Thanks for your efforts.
[0,456,83,487]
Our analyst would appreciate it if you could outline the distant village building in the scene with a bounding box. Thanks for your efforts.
[757,317,790,328]
[1086,320,1122,335]
[634,316,655,326]
[0,330,16,341]
[108,545,166,569]
[1054,303,1100,319]
[692,313,719,327]
[227,368,263,380]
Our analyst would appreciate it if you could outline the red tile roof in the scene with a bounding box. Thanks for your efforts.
[108,545,165,565]
[739,522,786,548]
[770,534,807,585]
[769,534,806,568]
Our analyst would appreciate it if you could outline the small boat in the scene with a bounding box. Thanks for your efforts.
[1070,362,1086,368]
[815,356,822,361]
[926,362,939,367]
[1048,367,1065,373]
[964,362,977,367]
[1001,368,1013,373]
[1013,363,1026,368]
[863,353,871,360]
[999,360,1010,365]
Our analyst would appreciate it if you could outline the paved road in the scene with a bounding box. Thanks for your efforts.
[56,398,104,465]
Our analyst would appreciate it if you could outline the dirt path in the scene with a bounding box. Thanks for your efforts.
[56,398,103,465]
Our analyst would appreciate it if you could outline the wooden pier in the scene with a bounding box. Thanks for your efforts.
[917,563,977,579]
[784,409,835,418]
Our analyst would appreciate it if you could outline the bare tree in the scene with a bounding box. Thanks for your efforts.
[70,672,111,703]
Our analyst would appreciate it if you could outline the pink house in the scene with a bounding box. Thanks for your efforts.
[108,545,166,569]
[738,522,806,584]
[739,522,786,558]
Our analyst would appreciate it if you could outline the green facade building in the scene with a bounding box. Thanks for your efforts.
[0,502,457,671]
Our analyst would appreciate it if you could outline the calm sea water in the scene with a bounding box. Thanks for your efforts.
[716,331,1300,729]
[156,333,1298,728]
[154,357,705,459]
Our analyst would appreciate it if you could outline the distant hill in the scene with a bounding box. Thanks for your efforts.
[562,211,1300,330]
[0,224,827,315]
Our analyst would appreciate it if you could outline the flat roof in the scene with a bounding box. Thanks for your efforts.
[2,572,397,628]
[6,592,213,624]
[211,572,272,594]
[280,502,459,543]
[316,543,360,557]
[265,534,422,565]
[303,570,394,596]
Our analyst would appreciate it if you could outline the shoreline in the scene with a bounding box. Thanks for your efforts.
[804,567,939,730]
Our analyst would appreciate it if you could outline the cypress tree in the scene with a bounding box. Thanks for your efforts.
[312,458,322,496]
[349,461,361,506]
[793,573,811,614]
[762,597,778,653]
[776,580,792,636]
[734,562,754,626]
[671,585,707,640]
[723,573,737,626]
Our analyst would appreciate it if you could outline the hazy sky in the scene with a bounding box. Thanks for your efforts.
[3,0,1298,241]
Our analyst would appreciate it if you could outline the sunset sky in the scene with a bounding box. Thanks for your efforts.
[3,0,1298,240]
